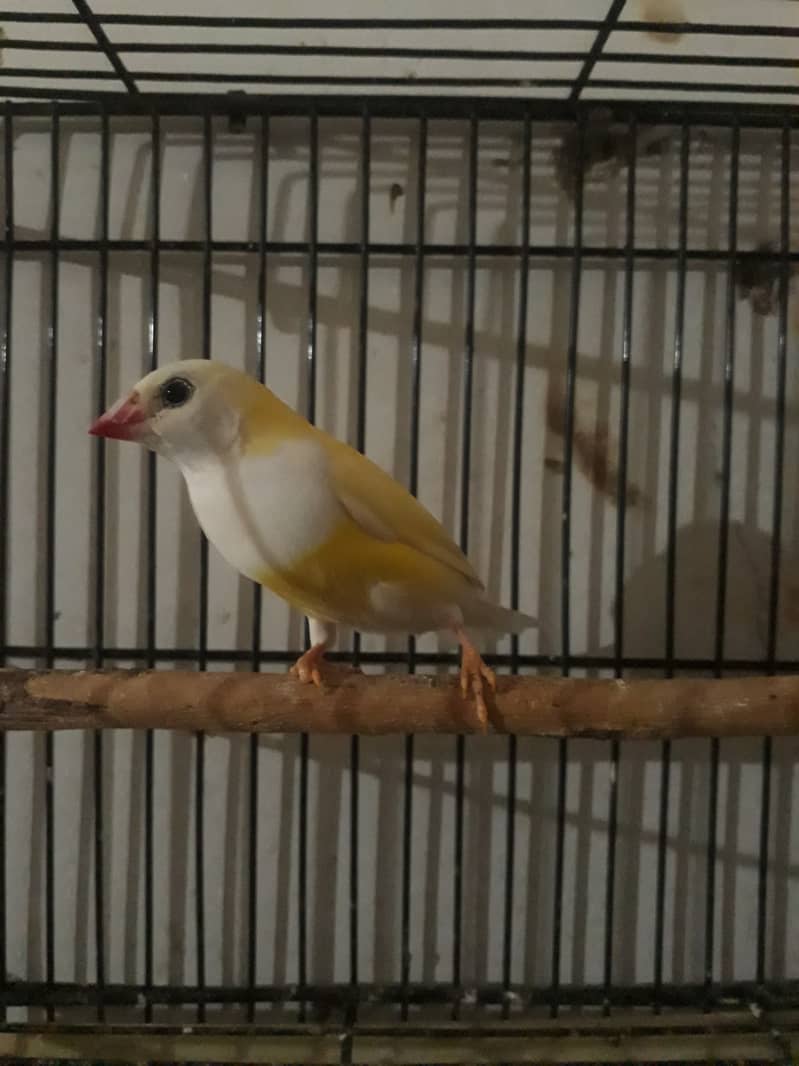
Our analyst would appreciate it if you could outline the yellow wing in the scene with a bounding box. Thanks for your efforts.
[321,433,484,591]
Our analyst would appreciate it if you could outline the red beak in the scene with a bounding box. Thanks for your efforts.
[89,392,147,441]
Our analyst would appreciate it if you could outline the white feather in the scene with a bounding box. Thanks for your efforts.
[180,439,341,582]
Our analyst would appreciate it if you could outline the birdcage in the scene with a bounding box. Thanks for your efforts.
[1,1,799,1063]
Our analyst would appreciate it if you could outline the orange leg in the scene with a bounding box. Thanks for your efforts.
[455,626,496,731]
[290,618,335,689]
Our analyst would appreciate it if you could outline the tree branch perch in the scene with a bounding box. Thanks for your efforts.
[2,668,799,737]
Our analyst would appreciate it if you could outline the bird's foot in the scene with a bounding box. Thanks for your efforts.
[458,635,496,732]
[290,643,328,688]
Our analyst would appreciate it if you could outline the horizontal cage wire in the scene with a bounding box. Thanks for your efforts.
[0,2,799,1065]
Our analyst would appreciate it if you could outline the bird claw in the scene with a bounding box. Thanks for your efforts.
[459,645,496,732]
[290,647,326,688]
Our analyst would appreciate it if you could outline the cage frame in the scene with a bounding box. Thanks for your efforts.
[1,1,799,1063]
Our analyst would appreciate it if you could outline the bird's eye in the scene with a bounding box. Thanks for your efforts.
[160,377,194,408]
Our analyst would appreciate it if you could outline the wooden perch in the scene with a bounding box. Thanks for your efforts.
[2,667,799,737]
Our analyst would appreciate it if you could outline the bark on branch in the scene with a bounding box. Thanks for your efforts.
[1,667,799,737]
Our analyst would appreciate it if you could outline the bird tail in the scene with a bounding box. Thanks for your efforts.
[464,597,538,634]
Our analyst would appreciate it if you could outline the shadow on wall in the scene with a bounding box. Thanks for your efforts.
[594,519,799,665]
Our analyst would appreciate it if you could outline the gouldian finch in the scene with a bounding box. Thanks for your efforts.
[89,360,536,726]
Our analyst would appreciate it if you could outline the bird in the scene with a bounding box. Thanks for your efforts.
[89,360,537,727]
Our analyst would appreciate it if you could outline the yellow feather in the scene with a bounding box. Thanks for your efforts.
[257,516,471,632]
[322,434,483,590]
[222,371,309,455]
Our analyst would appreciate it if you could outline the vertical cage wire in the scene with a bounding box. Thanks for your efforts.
[43,103,61,1023]
[345,102,369,1035]
[451,111,479,1022]
[193,106,215,1025]
[347,103,371,1032]
[653,120,690,1013]
[551,111,586,1019]
[0,104,13,1024]
[246,109,270,1025]
[91,103,111,1024]
[297,105,320,1023]
[502,106,532,1020]
[757,119,792,988]
[400,111,428,1022]
[0,107,10,669]
[603,113,637,1017]
[142,106,161,1026]
[705,119,741,1006]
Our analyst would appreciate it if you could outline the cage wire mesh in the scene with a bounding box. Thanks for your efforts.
[0,1,798,1063]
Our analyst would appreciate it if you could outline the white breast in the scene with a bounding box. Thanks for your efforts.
[180,439,341,581]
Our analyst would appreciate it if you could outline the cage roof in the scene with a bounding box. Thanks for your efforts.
[0,1,797,115]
